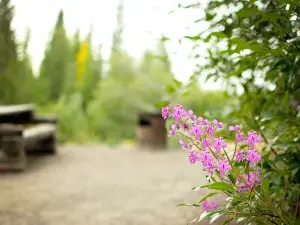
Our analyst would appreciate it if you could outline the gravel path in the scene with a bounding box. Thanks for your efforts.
[0,145,223,225]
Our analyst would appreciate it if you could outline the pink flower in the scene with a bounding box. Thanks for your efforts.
[201,199,218,211]
[202,138,210,150]
[206,125,215,135]
[169,124,178,136]
[247,131,261,147]
[162,104,263,193]
[213,119,223,128]
[183,123,189,131]
[161,105,170,120]
[246,149,261,166]
[189,151,199,164]
[213,137,227,153]
[172,105,186,122]
[198,117,204,123]
[199,150,216,175]
[212,119,218,126]
[236,132,245,143]
[218,159,231,176]
[178,140,188,150]
[229,125,241,131]
[203,119,209,125]
[189,124,202,140]
[236,150,245,162]
[169,130,176,136]
[188,110,196,121]
[237,171,261,192]
[235,125,241,131]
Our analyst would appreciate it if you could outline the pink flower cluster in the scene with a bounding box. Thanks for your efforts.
[162,104,263,193]
[236,171,261,191]
[201,199,218,211]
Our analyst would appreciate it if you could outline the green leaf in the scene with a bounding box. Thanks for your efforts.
[222,217,233,225]
[236,217,247,223]
[160,36,169,42]
[204,32,228,42]
[187,217,198,224]
[236,7,259,18]
[177,203,200,207]
[181,90,189,97]
[184,35,200,40]
[210,213,222,224]
[284,91,289,109]
[292,168,299,177]
[205,12,216,21]
[201,182,234,191]
[225,197,233,202]
[172,78,182,88]
[245,161,250,174]
[198,210,223,222]
[228,174,235,184]
[165,84,177,94]
[211,176,218,183]
[155,100,169,108]
[191,186,201,192]
[198,211,212,221]
[198,192,219,203]
[232,196,243,204]
[262,179,269,196]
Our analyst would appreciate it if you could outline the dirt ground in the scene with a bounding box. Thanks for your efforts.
[0,145,224,225]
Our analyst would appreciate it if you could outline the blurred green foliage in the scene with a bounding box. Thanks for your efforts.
[0,0,232,147]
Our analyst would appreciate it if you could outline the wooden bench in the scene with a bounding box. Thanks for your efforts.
[0,104,58,171]
[24,123,57,153]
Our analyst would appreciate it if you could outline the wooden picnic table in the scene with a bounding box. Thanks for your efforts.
[0,104,58,171]
[0,104,35,116]
[0,104,35,124]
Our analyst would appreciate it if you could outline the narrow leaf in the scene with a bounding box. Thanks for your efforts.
[210,213,222,224]
[199,192,219,203]
[236,217,247,223]
[184,35,200,40]
[177,203,200,207]
[198,211,211,221]
[187,217,198,224]
[199,210,222,222]
[223,217,233,225]
[284,91,289,109]
[262,179,269,196]
[191,186,201,192]
[228,174,235,184]
[201,182,234,191]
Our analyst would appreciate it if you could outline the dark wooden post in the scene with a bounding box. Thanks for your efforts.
[0,124,26,170]
[136,112,167,149]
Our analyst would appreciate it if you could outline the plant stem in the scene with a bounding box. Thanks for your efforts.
[294,193,299,224]
[231,142,237,161]
[284,173,288,200]
[223,148,233,168]
[266,217,280,225]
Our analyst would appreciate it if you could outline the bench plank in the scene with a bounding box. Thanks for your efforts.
[31,115,57,124]
[23,124,56,140]
[0,124,24,136]
[0,104,34,116]
[23,124,57,153]
[0,104,35,124]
